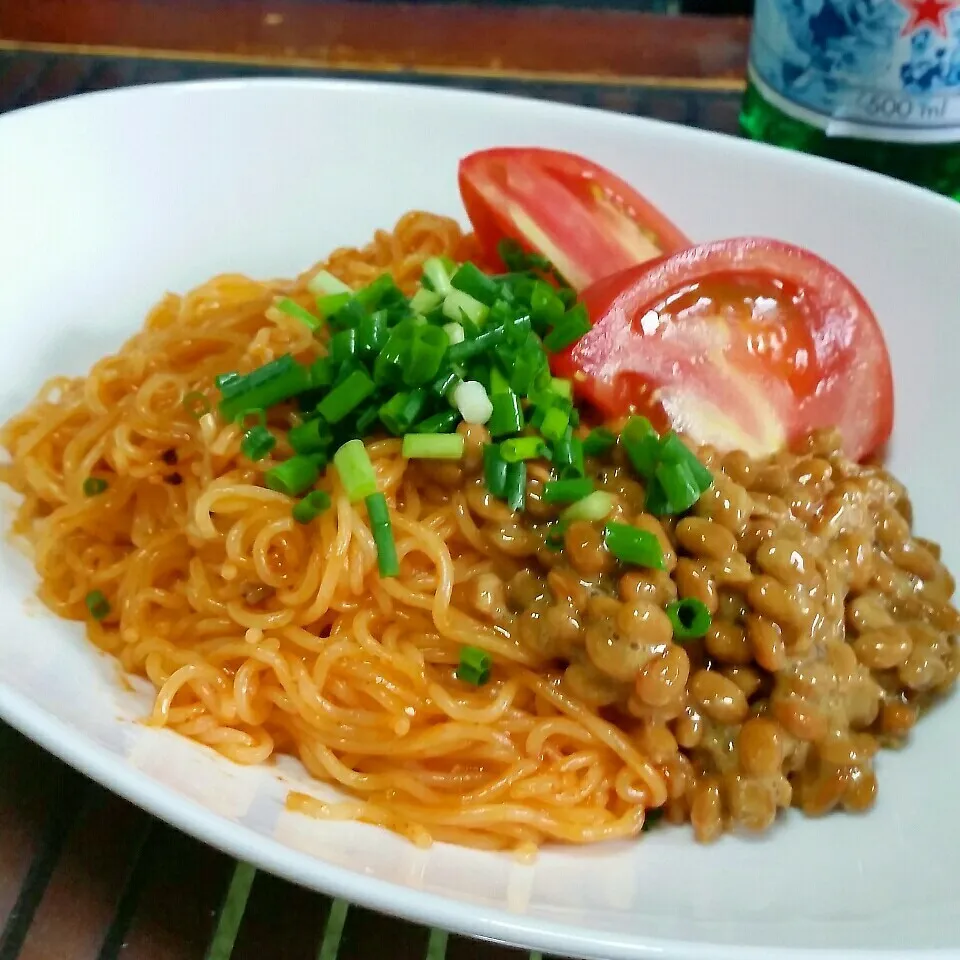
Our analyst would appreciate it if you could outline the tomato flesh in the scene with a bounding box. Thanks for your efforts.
[554,239,894,461]
[458,148,690,290]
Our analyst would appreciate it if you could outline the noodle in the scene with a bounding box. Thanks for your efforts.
[0,211,665,850]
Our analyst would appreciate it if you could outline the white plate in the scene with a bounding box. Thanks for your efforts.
[0,79,958,960]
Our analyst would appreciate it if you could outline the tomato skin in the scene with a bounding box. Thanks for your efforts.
[458,148,690,291]
[552,239,894,461]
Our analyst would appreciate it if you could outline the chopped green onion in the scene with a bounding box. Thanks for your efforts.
[357,311,388,357]
[316,291,351,319]
[542,477,593,504]
[453,380,493,425]
[241,425,276,462]
[317,369,376,424]
[654,461,702,515]
[215,373,239,390]
[379,389,428,436]
[309,358,335,388]
[583,427,617,458]
[264,455,319,497]
[402,433,465,459]
[560,490,615,524]
[422,258,453,297]
[355,404,380,435]
[218,356,311,422]
[622,416,661,478]
[275,297,321,331]
[411,287,442,316]
[82,477,108,497]
[451,262,500,306]
[289,417,331,455]
[501,437,546,463]
[292,489,331,524]
[544,521,567,551]
[333,439,378,502]
[447,326,504,363]
[603,521,665,569]
[506,335,547,395]
[183,391,211,420]
[659,432,714,493]
[355,274,402,311]
[415,409,460,434]
[531,280,565,328]
[365,491,399,578]
[666,598,712,641]
[489,365,511,397]
[504,460,527,512]
[543,303,591,353]
[487,392,524,439]
[443,289,490,326]
[404,326,449,387]
[329,328,358,365]
[307,270,351,297]
[497,238,552,274]
[553,428,585,478]
[549,377,573,400]
[85,589,110,621]
[442,322,465,345]
[457,645,492,685]
[540,406,570,444]
[430,369,462,401]
[483,443,509,498]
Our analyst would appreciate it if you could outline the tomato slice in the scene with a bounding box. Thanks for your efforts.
[458,148,691,291]
[552,239,894,461]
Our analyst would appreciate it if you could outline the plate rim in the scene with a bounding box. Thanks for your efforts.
[1,75,958,960]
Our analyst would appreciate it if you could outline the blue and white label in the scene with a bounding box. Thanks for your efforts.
[749,0,960,142]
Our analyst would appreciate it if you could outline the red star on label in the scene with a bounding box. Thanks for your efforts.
[899,0,957,36]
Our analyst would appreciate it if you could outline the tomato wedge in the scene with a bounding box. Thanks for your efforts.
[552,239,893,461]
[458,148,690,291]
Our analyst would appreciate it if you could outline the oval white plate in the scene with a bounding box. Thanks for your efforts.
[0,79,958,960]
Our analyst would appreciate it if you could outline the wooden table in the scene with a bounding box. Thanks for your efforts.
[0,4,748,958]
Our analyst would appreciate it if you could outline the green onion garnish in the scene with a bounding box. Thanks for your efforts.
[85,590,110,621]
[411,287,442,316]
[218,355,311,422]
[504,461,527,512]
[329,328,358,365]
[487,392,524,438]
[404,326,448,387]
[292,489,331,524]
[483,443,509,498]
[451,262,500,307]
[307,269,352,297]
[422,257,453,297]
[402,433,465,460]
[457,645,492,686]
[552,428,585,478]
[288,417,331,456]
[666,598,712,640]
[182,391,211,420]
[659,432,714,492]
[500,437,546,463]
[543,303,590,352]
[82,477,108,497]
[275,297,321,331]
[264,455,319,497]
[365,491,399,578]
[443,289,490,326]
[317,369,375,424]
[542,477,593,504]
[622,416,661,478]
[241,425,276,462]
[653,461,701,515]
[583,427,617,458]
[497,238,552,274]
[603,521,665,569]
[549,377,573,400]
[316,291,352,319]
[380,390,429,436]
[333,439,378,503]
[560,490,615,524]
[415,409,461,434]
[540,406,569,444]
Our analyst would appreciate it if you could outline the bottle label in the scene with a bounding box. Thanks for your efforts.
[749,0,960,143]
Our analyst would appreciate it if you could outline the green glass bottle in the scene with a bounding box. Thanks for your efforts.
[740,0,960,201]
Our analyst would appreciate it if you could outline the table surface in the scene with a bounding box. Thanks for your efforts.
[0,4,745,958]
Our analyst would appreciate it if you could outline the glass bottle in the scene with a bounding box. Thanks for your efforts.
[740,0,960,200]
